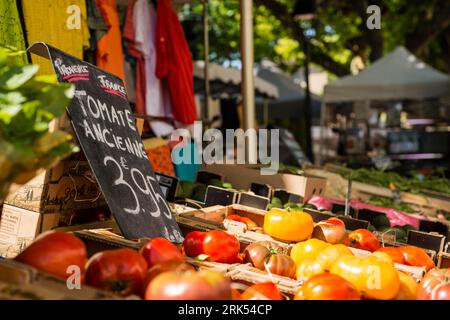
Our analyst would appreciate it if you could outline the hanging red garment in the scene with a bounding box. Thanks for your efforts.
[96,0,125,80]
[123,0,146,116]
[155,0,198,125]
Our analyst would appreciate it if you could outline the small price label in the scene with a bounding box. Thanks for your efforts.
[223,219,246,234]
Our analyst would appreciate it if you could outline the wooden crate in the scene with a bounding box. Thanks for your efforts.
[0,259,122,300]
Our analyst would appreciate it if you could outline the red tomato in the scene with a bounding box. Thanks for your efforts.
[375,247,405,264]
[140,237,184,268]
[399,246,435,271]
[203,230,240,263]
[183,231,206,258]
[145,269,232,300]
[15,231,87,280]
[85,248,148,297]
[144,260,195,291]
[294,273,361,300]
[417,268,450,300]
[241,282,283,300]
[346,229,380,252]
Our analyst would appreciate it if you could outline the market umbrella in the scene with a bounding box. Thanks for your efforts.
[255,62,322,124]
[193,61,279,99]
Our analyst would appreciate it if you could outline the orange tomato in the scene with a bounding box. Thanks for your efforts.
[395,271,418,300]
[330,255,400,300]
[375,247,405,264]
[231,288,242,300]
[398,246,435,271]
[290,239,330,267]
[346,229,380,252]
[264,209,314,242]
[295,273,361,300]
[241,282,283,300]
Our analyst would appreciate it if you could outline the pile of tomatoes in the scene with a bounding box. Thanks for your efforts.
[11,208,450,300]
[12,230,285,300]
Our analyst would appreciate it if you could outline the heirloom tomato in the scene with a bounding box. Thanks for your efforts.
[144,260,194,290]
[15,231,87,280]
[145,269,232,300]
[183,231,206,258]
[140,237,184,268]
[375,247,404,264]
[315,244,354,271]
[417,268,450,300]
[241,282,283,300]
[243,241,295,278]
[203,230,240,263]
[265,254,296,278]
[263,209,314,242]
[312,217,346,244]
[330,255,400,300]
[398,246,435,271]
[294,273,360,300]
[395,271,418,300]
[346,229,380,252]
[290,239,330,267]
[183,230,240,263]
[296,259,325,281]
[85,248,148,297]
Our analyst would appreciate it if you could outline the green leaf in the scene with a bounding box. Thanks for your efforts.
[0,105,22,124]
[0,65,39,90]
[36,83,74,116]
[0,91,26,105]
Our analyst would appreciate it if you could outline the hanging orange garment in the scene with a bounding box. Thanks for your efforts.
[95,0,125,80]
[21,0,90,75]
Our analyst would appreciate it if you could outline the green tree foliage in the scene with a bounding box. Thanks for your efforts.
[181,0,450,76]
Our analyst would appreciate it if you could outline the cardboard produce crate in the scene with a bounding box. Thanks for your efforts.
[0,155,107,258]
[202,164,326,202]
[0,204,60,258]
[4,157,105,214]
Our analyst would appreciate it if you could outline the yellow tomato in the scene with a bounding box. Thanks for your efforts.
[315,244,354,271]
[264,209,314,242]
[296,259,325,281]
[371,251,394,265]
[290,239,330,267]
[330,255,400,300]
[395,271,418,300]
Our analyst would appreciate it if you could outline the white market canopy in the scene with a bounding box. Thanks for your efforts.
[323,46,450,103]
[193,61,279,99]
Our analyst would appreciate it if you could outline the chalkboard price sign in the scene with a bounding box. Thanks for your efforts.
[30,43,183,242]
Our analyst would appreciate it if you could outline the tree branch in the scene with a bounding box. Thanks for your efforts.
[255,0,351,76]
[405,0,450,54]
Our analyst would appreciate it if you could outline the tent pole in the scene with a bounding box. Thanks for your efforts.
[318,100,326,165]
[202,0,210,123]
[240,0,257,163]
